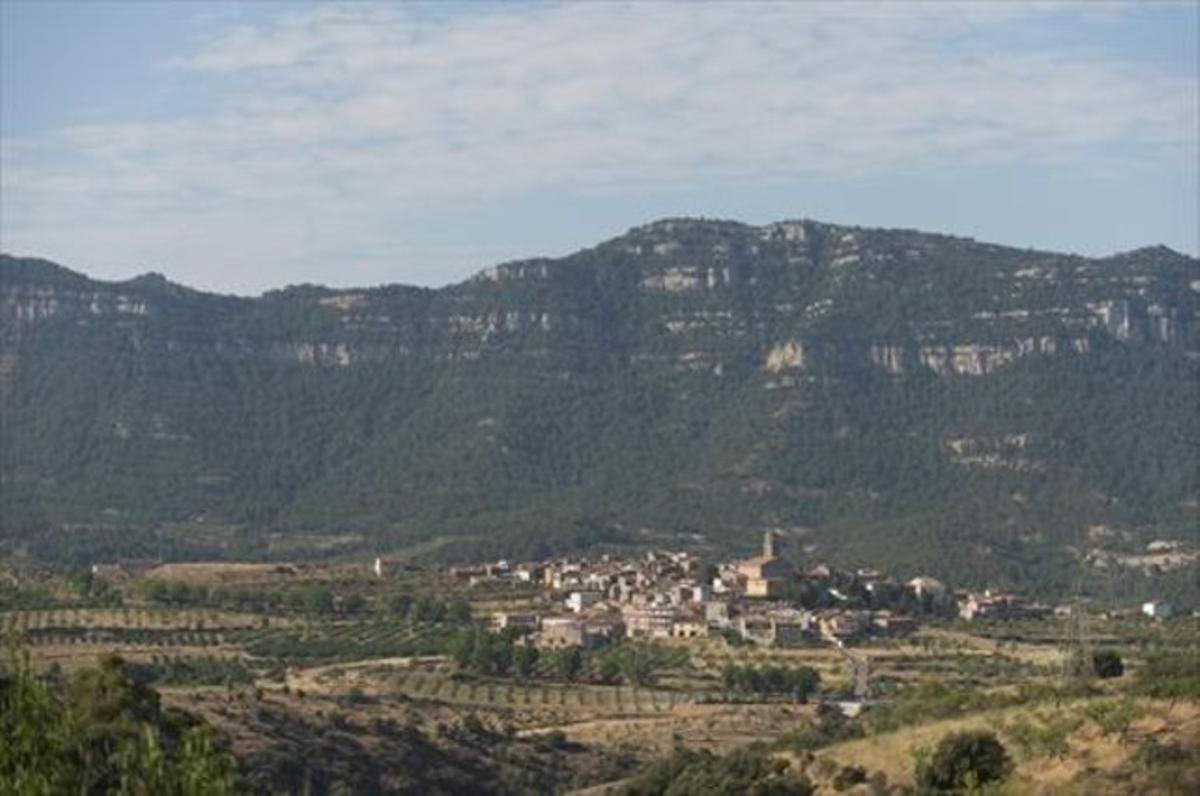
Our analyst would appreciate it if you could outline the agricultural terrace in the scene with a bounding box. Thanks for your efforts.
[1,558,1196,789]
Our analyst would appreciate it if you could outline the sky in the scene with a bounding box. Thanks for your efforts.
[1,1,1197,295]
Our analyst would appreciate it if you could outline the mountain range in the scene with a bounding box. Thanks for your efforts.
[2,218,1197,595]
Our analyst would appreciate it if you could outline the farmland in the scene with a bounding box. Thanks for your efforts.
[2,558,1197,794]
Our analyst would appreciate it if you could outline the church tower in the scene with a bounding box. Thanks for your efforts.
[763,531,777,559]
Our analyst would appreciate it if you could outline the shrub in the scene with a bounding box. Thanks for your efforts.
[1082,698,1142,742]
[1134,651,1200,705]
[775,710,864,753]
[831,764,867,791]
[620,746,813,795]
[540,730,569,749]
[343,687,370,706]
[1001,713,1078,760]
[1091,650,1123,679]
[915,731,1012,793]
[554,647,584,682]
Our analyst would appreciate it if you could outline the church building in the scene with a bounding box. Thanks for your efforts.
[736,532,793,598]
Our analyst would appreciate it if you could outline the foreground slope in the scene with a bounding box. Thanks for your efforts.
[2,219,1197,589]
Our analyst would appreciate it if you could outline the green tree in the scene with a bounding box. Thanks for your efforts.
[302,587,334,617]
[554,647,583,682]
[0,646,238,795]
[616,645,657,687]
[916,730,1012,793]
[514,645,539,679]
[1092,650,1123,679]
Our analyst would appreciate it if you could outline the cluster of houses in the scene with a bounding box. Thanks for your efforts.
[480,533,941,650]
[368,532,1183,651]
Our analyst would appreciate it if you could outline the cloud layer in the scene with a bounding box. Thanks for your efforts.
[2,2,1196,292]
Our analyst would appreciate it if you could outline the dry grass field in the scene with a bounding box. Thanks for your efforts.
[4,559,1196,794]
[805,698,1200,793]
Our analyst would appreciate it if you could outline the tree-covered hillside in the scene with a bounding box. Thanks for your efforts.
[2,219,1197,593]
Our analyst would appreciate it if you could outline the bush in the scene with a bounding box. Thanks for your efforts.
[774,710,864,753]
[539,730,569,749]
[1082,698,1142,742]
[620,746,813,795]
[1001,713,1078,760]
[916,731,1012,793]
[343,687,371,706]
[1135,652,1200,704]
[1092,650,1123,679]
[831,764,867,791]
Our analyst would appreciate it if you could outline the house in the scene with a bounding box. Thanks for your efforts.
[671,615,708,638]
[704,600,731,628]
[818,610,867,640]
[90,559,158,578]
[713,565,740,594]
[580,611,626,646]
[452,565,488,582]
[871,611,918,636]
[537,614,623,649]
[736,609,813,647]
[566,590,603,613]
[622,604,676,638]
[856,568,884,584]
[493,611,540,634]
[1142,600,1173,620]
[907,576,947,601]
[736,614,776,645]
[539,617,586,647]
[768,609,814,647]
[513,565,542,583]
[958,590,1051,621]
[806,564,833,580]
[1146,540,1183,553]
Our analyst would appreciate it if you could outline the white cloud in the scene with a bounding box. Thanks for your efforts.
[2,1,1196,291]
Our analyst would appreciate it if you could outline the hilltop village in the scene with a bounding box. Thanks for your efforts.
[377,533,1061,660]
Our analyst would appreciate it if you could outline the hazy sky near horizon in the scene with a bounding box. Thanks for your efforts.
[2,1,1197,295]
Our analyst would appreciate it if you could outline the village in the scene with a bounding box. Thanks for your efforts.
[6,531,1194,794]
[372,532,1077,676]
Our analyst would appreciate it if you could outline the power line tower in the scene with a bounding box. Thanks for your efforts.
[1059,597,1092,683]
[1059,562,1093,685]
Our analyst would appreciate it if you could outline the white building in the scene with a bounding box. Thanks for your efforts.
[566,590,603,613]
[907,576,947,601]
[1142,600,1173,620]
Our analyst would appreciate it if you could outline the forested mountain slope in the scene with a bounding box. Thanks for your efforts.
[2,219,1197,591]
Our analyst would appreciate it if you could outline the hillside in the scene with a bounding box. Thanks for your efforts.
[2,218,1197,594]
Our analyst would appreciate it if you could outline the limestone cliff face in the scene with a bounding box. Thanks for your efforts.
[1,219,1197,567]
[4,222,1196,376]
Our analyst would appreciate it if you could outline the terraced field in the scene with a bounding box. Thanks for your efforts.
[232,620,460,662]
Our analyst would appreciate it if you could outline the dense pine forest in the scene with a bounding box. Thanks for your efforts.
[2,218,1197,596]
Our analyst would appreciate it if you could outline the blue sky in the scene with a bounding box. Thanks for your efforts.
[2,1,1197,295]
